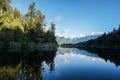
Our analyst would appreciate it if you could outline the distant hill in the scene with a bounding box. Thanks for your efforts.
[56,34,101,44]
[77,26,120,49]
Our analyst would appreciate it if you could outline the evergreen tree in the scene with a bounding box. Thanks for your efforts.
[0,0,57,49]
[77,26,120,49]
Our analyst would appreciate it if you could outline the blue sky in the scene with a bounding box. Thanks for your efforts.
[11,0,120,37]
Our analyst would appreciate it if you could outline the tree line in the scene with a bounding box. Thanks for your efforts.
[0,0,57,48]
[77,26,120,49]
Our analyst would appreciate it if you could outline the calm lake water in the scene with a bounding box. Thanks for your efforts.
[0,47,120,80]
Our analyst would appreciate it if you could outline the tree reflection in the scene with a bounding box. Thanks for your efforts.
[0,50,56,80]
[78,47,120,67]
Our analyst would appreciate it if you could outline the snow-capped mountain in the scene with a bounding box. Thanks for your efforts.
[56,34,102,44]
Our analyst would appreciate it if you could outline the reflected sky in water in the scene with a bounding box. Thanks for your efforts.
[42,48,120,80]
[0,48,120,80]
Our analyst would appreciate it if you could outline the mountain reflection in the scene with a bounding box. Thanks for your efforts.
[0,51,56,80]
[58,47,120,67]
[56,48,104,64]
[0,48,120,80]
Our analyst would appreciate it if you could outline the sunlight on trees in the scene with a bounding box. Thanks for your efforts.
[0,0,57,50]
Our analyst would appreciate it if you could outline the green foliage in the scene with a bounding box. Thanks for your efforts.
[9,42,21,52]
[78,26,120,49]
[28,42,37,51]
[13,8,21,19]
[0,0,12,12]
[0,41,3,51]
[0,1,57,50]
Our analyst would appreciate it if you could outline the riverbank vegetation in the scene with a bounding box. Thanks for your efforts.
[0,0,57,51]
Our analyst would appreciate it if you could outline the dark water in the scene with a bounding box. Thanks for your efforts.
[0,48,120,80]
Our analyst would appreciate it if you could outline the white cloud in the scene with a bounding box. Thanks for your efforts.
[55,16,61,22]
[68,32,103,38]
[56,31,104,38]
[57,54,69,64]
[48,16,61,24]
[68,34,86,38]
[88,32,104,36]
[57,51,104,63]
[60,28,70,35]
[49,20,53,23]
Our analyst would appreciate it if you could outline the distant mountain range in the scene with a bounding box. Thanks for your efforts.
[56,34,102,44]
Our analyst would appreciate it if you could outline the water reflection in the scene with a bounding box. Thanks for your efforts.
[58,47,120,67]
[78,47,120,67]
[0,48,120,80]
[0,51,56,80]
[57,48,104,63]
[43,48,120,80]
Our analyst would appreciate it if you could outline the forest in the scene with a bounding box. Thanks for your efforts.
[62,26,120,49]
[0,0,57,51]
[77,26,120,49]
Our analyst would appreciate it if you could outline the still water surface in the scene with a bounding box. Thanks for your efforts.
[42,48,120,80]
[0,47,120,80]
